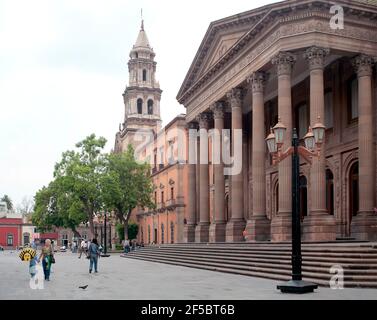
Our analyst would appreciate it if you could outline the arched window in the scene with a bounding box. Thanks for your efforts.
[137,98,143,114]
[170,222,174,244]
[147,99,153,115]
[161,223,165,244]
[326,169,334,215]
[143,69,147,81]
[299,176,308,220]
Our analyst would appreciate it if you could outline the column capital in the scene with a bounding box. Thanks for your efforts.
[226,88,243,109]
[247,71,267,93]
[196,112,212,129]
[187,121,198,130]
[210,101,225,119]
[352,54,375,78]
[272,51,296,76]
[304,46,330,71]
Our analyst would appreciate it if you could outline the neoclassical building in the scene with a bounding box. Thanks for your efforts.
[177,0,377,243]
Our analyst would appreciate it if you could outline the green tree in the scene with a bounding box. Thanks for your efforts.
[101,145,155,240]
[1,195,13,211]
[32,179,86,238]
[54,134,107,238]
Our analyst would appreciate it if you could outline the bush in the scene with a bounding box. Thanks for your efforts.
[116,222,139,241]
[128,223,138,240]
[115,244,123,251]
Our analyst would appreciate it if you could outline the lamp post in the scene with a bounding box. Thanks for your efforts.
[266,117,325,293]
[101,211,110,257]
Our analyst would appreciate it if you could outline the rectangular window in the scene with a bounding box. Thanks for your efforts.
[324,91,333,129]
[154,191,157,205]
[171,187,174,200]
[7,234,13,246]
[161,191,164,204]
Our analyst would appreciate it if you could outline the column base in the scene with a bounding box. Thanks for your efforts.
[271,214,292,242]
[184,224,196,243]
[195,224,210,243]
[209,222,226,242]
[246,216,271,241]
[351,212,377,241]
[225,219,246,242]
[302,213,336,242]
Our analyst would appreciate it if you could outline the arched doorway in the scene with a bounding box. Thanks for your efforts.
[326,169,334,215]
[299,176,307,221]
[349,162,359,234]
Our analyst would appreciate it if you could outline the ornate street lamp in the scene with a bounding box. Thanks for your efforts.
[266,117,325,294]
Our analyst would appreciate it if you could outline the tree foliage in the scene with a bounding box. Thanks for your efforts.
[101,145,155,239]
[1,195,13,211]
[32,135,154,242]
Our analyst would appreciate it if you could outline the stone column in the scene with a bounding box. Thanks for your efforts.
[302,46,336,241]
[195,113,211,242]
[351,55,377,241]
[209,102,226,242]
[226,88,246,242]
[246,72,270,241]
[271,52,296,242]
[184,122,198,242]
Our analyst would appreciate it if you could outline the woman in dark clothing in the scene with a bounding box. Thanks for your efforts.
[88,238,100,273]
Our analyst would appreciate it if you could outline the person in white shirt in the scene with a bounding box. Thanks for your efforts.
[78,240,87,258]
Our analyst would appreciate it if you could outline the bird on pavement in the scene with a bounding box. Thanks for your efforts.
[79,285,88,290]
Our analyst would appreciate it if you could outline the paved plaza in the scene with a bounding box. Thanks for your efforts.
[0,250,376,300]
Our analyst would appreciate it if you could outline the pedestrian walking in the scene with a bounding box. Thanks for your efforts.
[123,238,130,253]
[78,239,86,258]
[88,238,100,274]
[38,239,55,281]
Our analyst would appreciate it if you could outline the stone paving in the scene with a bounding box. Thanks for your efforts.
[0,250,376,300]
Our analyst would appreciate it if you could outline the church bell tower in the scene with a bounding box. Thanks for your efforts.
[115,20,162,153]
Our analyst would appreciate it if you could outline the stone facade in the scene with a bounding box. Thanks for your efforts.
[177,0,377,242]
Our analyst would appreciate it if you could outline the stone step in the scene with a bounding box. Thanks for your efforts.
[126,251,377,272]
[121,254,377,288]
[143,246,377,255]
[125,251,377,275]
[134,248,377,263]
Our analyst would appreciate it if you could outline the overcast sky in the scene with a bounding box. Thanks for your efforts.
[0,0,280,207]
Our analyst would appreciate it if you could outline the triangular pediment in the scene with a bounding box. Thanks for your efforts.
[177,6,269,102]
[198,30,248,77]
